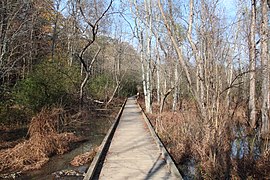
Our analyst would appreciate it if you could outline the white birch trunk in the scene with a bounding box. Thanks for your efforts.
[186,0,206,118]
[172,61,179,111]
[249,0,257,128]
[260,0,269,135]
[156,42,161,105]
[144,0,152,113]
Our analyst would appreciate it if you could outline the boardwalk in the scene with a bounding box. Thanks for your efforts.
[85,97,182,180]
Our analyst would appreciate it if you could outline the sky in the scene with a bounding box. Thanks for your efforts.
[221,0,238,19]
[57,0,241,47]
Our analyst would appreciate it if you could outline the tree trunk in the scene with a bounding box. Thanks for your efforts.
[249,0,257,128]
[79,47,101,108]
[160,88,173,113]
[139,27,147,109]
[172,61,179,111]
[156,42,161,105]
[260,0,269,135]
[80,72,89,107]
[171,0,206,118]
[0,10,8,70]
[144,0,152,113]
[106,81,121,108]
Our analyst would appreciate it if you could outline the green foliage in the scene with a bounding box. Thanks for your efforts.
[0,85,32,124]
[119,76,138,97]
[0,85,11,106]
[88,74,114,99]
[0,105,32,125]
[88,74,139,99]
[13,62,80,111]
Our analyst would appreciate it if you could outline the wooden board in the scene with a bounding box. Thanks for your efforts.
[96,98,181,180]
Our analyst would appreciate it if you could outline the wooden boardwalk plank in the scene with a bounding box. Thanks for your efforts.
[96,97,181,180]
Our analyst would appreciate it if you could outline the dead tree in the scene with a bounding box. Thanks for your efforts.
[76,0,113,107]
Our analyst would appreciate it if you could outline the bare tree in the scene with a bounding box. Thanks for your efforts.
[51,0,64,61]
[260,0,269,135]
[158,0,205,116]
[187,0,206,115]
[75,0,113,107]
[249,0,257,128]
[130,0,153,113]
[0,0,52,83]
[144,0,153,113]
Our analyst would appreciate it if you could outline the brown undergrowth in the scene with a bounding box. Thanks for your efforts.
[0,108,79,173]
[139,99,270,179]
[70,146,98,166]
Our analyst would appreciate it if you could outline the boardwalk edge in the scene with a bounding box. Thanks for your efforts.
[137,101,183,180]
[83,98,127,180]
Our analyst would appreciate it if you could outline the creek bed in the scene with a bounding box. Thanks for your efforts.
[18,109,120,179]
[19,134,104,180]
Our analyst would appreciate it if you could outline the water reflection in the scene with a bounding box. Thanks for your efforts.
[231,126,262,159]
[179,124,270,179]
[178,158,197,180]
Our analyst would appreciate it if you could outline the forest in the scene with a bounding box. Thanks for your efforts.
[0,0,270,179]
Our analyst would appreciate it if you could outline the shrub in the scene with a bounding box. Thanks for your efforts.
[88,74,114,99]
[88,74,139,99]
[13,62,80,111]
[119,77,137,97]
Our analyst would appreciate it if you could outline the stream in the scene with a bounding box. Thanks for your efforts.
[16,108,118,180]
[0,104,122,180]
[19,134,104,180]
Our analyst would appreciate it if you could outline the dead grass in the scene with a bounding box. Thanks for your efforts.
[139,98,270,179]
[0,108,79,173]
[254,149,270,178]
[0,139,25,150]
[70,146,98,166]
